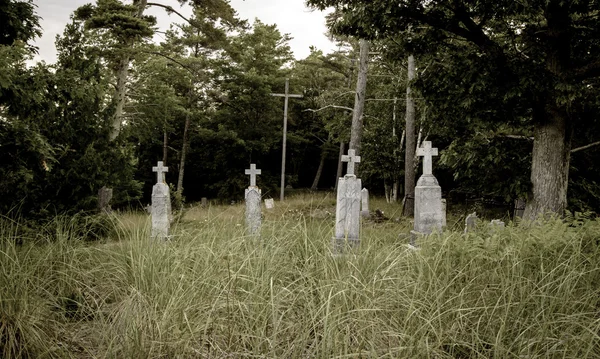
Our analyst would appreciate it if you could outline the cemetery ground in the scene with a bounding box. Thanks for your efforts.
[1,193,600,358]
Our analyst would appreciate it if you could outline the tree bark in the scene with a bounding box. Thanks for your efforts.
[177,110,191,194]
[334,142,345,190]
[348,39,369,174]
[311,144,327,190]
[162,127,168,164]
[403,54,416,217]
[523,108,571,219]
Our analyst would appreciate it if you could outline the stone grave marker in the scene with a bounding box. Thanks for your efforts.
[264,198,275,209]
[412,141,444,241]
[98,186,113,213]
[201,197,208,208]
[332,149,362,254]
[464,212,478,233]
[361,188,370,218]
[151,161,171,240]
[245,164,262,236]
[441,199,447,228]
[490,219,505,229]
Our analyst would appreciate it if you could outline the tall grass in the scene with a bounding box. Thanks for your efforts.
[1,197,599,358]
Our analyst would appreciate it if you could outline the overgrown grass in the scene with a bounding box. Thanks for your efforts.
[1,195,599,358]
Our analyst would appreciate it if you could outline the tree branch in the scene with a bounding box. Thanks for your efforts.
[571,140,600,153]
[146,2,193,26]
[303,105,354,113]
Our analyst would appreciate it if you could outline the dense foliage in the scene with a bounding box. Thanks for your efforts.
[2,0,600,217]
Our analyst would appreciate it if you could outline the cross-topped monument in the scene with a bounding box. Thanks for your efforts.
[245,164,261,187]
[416,141,438,175]
[152,161,168,183]
[271,78,303,202]
[341,149,361,176]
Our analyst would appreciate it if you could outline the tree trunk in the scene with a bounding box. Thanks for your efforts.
[335,142,345,190]
[177,111,191,194]
[162,127,168,164]
[348,39,369,174]
[523,110,571,219]
[403,54,416,217]
[311,144,327,190]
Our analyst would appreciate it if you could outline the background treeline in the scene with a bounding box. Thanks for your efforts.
[2,0,600,219]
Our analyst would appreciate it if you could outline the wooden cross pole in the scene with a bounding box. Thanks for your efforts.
[271,78,303,202]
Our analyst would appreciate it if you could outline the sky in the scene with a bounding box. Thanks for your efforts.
[31,0,336,64]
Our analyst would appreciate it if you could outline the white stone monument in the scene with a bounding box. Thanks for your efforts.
[151,161,171,240]
[361,188,370,218]
[245,164,262,236]
[413,141,444,238]
[332,149,362,253]
[264,198,275,209]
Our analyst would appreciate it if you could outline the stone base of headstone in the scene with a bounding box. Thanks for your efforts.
[151,183,171,240]
[414,174,443,235]
[245,187,262,236]
[98,186,113,213]
[332,175,362,254]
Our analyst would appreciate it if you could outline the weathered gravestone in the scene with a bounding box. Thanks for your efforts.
[201,197,208,208]
[464,212,478,233]
[264,198,275,210]
[151,161,171,240]
[98,186,113,213]
[245,164,262,236]
[412,141,444,240]
[332,149,362,254]
[361,188,370,218]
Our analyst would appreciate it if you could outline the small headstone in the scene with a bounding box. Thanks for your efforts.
[264,198,275,209]
[360,188,370,218]
[464,212,478,233]
[514,198,526,218]
[98,186,113,213]
[201,197,208,208]
[151,161,171,240]
[332,149,362,254]
[413,141,444,238]
[490,219,505,228]
[245,164,262,236]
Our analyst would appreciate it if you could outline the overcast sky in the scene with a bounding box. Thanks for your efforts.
[32,0,336,64]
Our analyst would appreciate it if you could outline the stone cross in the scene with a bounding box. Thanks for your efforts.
[152,161,169,183]
[417,141,438,175]
[341,149,361,176]
[245,164,261,187]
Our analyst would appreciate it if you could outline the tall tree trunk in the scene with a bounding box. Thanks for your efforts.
[311,144,327,190]
[335,142,345,190]
[162,127,168,164]
[524,107,571,219]
[177,111,191,194]
[403,54,416,217]
[108,0,147,141]
[348,39,369,174]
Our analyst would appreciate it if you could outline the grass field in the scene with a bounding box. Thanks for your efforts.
[1,194,599,358]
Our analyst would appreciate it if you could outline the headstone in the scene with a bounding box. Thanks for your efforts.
[201,197,208,208]
[245,164,262,236]
[490,219,505,228]
[264,198,275,209]
[413,141,444,237]
[98,186,113,213]
[514,198,526,218]
[332,150,362,254]
[464,212,478,233]
[361,188,370,218]
[151,161,171,240]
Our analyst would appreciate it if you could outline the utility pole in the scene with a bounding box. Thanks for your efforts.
[271,78,303,202]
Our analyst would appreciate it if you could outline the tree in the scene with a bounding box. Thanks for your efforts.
[307,0,600,218]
